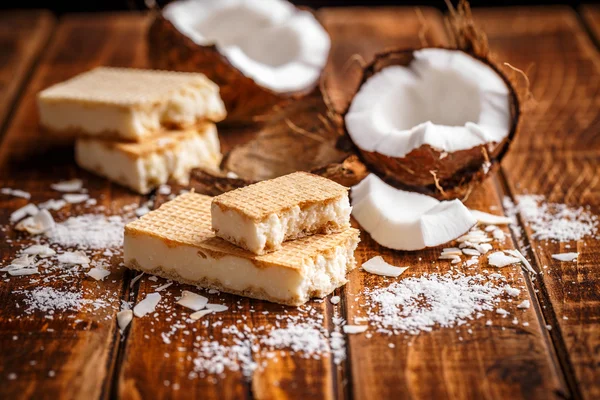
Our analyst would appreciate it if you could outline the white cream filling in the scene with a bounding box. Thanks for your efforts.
[124,232,357,304]
[212,196,351,254]
[38,82,225,139]
[75,127,221,194]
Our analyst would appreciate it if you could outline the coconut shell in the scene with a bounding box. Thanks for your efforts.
[188,89,367,194]
[147,12,318,125]
[343,46,522,201]
[190,155,368,196]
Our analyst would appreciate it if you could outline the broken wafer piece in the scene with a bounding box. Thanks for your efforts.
[124,193,359,306]
[37,67,226,141]
[211,172,351,255]
[75,124,221,194]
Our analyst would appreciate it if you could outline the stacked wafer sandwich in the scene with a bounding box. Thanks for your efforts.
[37,67,226,194]
[124,172,360,306]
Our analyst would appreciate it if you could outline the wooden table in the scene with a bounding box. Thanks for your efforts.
[0,6,599,400]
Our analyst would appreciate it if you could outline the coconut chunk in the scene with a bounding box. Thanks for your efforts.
[517,300,530,309]
[162,0,330,94]
[22,245,56,258]
[488,251,520,268]
[505,249,536,274]
[551,252,578,262]
[1,188,31,199]
[205,303,228,313]
[361,256,409,277]
[343,325,368,334]
[57,251,90,265]
[15,209,55,234]
[87,268,110,281]
[117,310,133,332]
[10,203,39,222]
[133,293,161,317]
[190,309,214,320]
[351,174,476,250]
[38,199,67,211]
[51,179,83,192]
[63,194,90,204]
[470,210,512,225]
[346,49,510,159]
[8,268,39,276]
[176,290,209,311]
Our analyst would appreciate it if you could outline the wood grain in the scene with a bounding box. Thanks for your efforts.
[0,10,54,137]
[472,6,600,399]
[0,13,148,400]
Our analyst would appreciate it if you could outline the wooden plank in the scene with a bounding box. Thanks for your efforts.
[323,7,567,400]
[0,13,148,400]
[581,5,600,45]
[0,10,55,136]
[472,6,600,399]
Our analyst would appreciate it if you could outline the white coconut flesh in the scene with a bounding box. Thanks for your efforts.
[345,48,511,158]
[351,174,477,251]
[164,0,330,94]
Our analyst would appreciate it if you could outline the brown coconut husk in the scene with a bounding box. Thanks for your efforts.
[340,0,528,201]
[190,88,367,193]
[147,8,323,125]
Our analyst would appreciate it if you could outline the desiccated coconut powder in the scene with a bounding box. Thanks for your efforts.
[504,195,597,242]
[45,214,125,249]
[363,272,509,335]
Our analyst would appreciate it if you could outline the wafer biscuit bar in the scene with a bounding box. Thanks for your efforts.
[211,172,351,254]
[38,67,226,141]
[75,123,221,194]
[124,193,359,306]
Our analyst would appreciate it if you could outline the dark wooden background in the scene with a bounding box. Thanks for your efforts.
[1,3,600,400]
[1,0,595,13]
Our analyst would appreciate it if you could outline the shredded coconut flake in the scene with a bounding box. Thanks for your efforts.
[63,194,89,204]
[176,291,209,311]
[87,268,110,281]
[1,188,31,199]
[51,179,83,192]
[134,293,161,317]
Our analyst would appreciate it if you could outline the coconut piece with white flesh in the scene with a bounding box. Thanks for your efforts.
[344,47,519,200]
[149,0,330,123]
[351,174,476,251]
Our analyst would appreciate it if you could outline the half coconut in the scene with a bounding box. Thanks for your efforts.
[149,0,331,123]
[344,47,521,200]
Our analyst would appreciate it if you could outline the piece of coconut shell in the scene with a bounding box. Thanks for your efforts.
[191,155,367,196]
[190,89,368,194]
[340,0,526,201]
[147,9,321,125]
